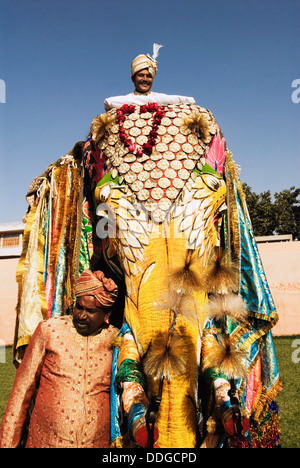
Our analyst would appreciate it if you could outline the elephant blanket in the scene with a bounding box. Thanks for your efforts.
[14,102,281,448]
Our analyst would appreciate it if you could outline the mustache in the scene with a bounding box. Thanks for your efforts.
[73,316,89,325]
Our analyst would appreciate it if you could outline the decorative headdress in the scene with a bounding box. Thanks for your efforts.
[75,270,118,309]
[131,43,163,78]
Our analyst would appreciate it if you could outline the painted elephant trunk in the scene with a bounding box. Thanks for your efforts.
[123,232,207,448]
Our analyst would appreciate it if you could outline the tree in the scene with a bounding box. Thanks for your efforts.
[273,186,300,239]
[242,184,300,239]
[242,183,276,236]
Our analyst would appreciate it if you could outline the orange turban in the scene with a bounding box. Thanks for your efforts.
[75,270,118,309]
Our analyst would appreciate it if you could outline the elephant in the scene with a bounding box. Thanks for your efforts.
[15,102,281,448]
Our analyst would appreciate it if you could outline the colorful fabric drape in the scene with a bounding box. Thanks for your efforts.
[14,148,93,362]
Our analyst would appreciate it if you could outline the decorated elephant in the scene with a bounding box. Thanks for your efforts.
[14,44,281,448]
[91,101,281,448]
[14,97,281,448]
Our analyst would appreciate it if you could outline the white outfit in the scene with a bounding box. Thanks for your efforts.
[104,92,195,112]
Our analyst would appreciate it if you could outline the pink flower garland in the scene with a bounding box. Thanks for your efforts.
[116,103,166,156]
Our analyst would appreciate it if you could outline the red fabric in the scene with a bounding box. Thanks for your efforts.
[135,425,159,448]
[225,413,250,436]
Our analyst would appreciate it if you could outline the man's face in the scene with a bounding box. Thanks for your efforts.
[132,68,153,94]
[73,295,108,336]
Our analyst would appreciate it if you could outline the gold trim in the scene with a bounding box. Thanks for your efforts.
[16,334,33,349]
[252,377,282,421]
[224,152,240,260]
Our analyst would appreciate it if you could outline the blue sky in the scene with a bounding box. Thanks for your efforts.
[0,0,299,223]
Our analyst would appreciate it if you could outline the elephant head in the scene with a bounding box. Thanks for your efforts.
[93,103,229,447]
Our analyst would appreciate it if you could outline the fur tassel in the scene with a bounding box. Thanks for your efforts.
[202,334,248,380]
[182,110,211,143]
[208,293,248,324]
[154,288,203,326]
[203,247,239,295]
[91,113,116,143]
[168,251,204,294]
[153,252,206,325]
[143,332,188,381]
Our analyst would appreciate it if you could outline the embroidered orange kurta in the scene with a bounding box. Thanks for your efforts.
[0,316,118,448]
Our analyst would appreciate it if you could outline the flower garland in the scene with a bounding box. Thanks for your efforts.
[116,103,166,156]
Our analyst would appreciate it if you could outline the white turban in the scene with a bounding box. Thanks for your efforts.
[131,43,163,78]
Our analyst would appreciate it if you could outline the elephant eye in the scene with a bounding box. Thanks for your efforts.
[202,174,221,191]
[99,184,111,203]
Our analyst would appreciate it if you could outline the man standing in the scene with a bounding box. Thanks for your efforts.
[0,270,119,448]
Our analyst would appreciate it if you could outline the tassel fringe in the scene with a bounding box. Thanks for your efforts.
[154,288,203,326]
[91,113,117,143]
[143,332,188,381]
[203,247,239,295]
[168,251,204,294]
[202,334,248,380]
[182,110,212,143]
[208,293,248,324]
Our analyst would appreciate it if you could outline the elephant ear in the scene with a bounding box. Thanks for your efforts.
[172,173,226,254]
[115,198,150,277]
[95,181,151,277]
